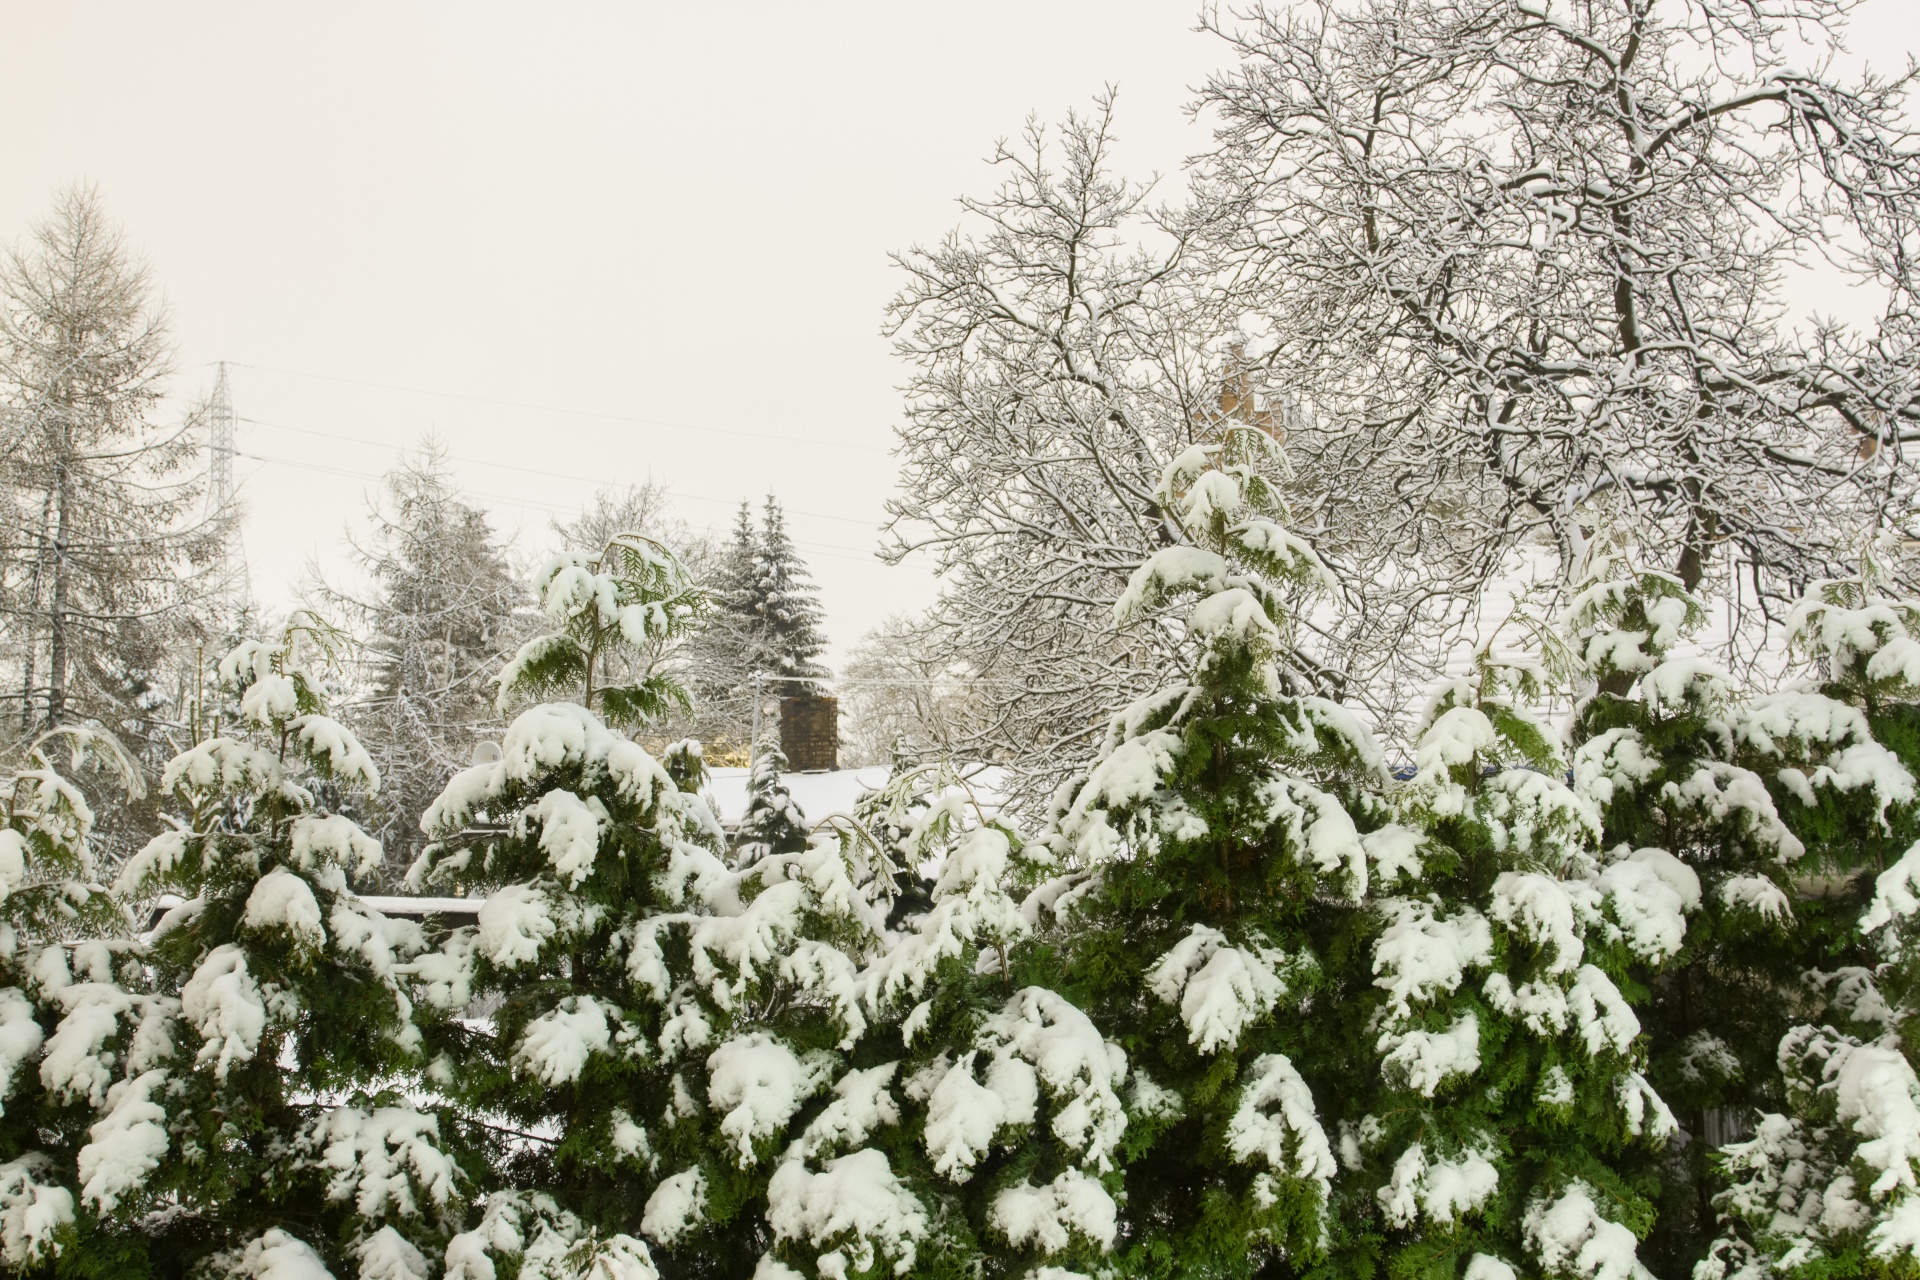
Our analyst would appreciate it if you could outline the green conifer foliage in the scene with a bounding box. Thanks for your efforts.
[1355,644,1684,1280]
[1695,561,1920,1279]
[409,537,884,1280]
[1010,432,1384,1280]
[0,727,147,1276]
[114,620,467,1276]
[497,535,706,729]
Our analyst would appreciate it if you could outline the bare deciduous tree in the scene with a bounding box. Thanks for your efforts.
[1198,0,1920,644]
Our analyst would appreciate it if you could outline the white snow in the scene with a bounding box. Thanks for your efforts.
[0,1156,72,1269]
[1380,1014,1482,1097]
[1863,840,1920,937]
[1490,873,1584,973]
[1661,763,1805,864]
[791,1063,900,1162]
[77,1070,169,1213]
[1113,547,1233,625]
[478,883,556,968]
[1521,1182,1648,1280]
[1483,974,1570,1038]
[1615,1071,1677,1140]
[1373,899,1494,1018]
[990,1170,1118,1254]
[978,988,1129,1171]
[640,1168,709,1246]
[228,1229,336,1280]
[766,1149,929,1280]
[1595,848,1700,962]
[357,1228,431,1280]
[1224,1053,1335,1199]
[243,867,328,951]
[1145,925,1299,1054]
[289,715,381,792]
[1571,729,1659,807]
[1377,1140,1499,1228]
[515,997,612,1087]
[923,1050,1036,1182]
[706,1034,832,1166]
[305,1106,458,1219]
[180,944,267,1079]
[290,814,383,875]
[533,789,603,888]
[1718,874,1793,924]
[0,990,42,1111]
[1568,967,1640,1057]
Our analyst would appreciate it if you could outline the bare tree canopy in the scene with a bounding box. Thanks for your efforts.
[1199,0,1920,620]
[883,98,1249,788]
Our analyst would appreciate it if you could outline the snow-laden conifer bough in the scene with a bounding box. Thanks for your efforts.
[3,511,1919,1279]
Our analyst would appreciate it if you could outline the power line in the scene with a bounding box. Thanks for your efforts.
[231,449,901,567]
[225,361,889,455]
[236,413,883,529]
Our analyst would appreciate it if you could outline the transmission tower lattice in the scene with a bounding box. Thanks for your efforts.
[208,363,251,603]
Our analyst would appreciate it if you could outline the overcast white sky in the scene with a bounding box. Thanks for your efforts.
[5,3,1920,670]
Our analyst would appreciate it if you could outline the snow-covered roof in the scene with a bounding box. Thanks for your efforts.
[703,766,891,828]
[702,764,1010,828]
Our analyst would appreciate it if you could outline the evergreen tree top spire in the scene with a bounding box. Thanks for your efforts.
[751,495,829,691]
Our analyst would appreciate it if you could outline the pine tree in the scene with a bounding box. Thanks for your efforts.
[110,618,467,1275]
[314,445,529,883]
[735,738,809,870]
[749,498,828,695]
[408,537,885,1280]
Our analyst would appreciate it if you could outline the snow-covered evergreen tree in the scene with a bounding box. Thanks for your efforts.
[735,739,808,870]
[1688,556,1920,1279]
[497,534,706,729]
[749,497,828,694]
[311,445,530,883]
[113,618,466,1276]
[409,538,884,1280]
[825,431,1381,1280]
[1355,639,1687,1280]
[0,726,150,1275]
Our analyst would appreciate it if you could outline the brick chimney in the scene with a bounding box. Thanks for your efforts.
[779,695,839,771]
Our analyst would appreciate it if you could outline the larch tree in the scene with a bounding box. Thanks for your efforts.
[310,444,529,884]
[0,187,221,753]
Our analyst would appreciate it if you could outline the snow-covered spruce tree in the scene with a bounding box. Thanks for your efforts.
[497,534,706,730]
[0,726,153,1276]
[409,537,884,1280]
[734,739,808,870]
[749,497,829,694]
[1687,559,1920,1279]
[309,444,530,884]
[891,431,1385,1280]
[113,620,467,1277]
[1353,637,1690,1280]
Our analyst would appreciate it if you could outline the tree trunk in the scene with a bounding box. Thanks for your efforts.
[46,435,72,728]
